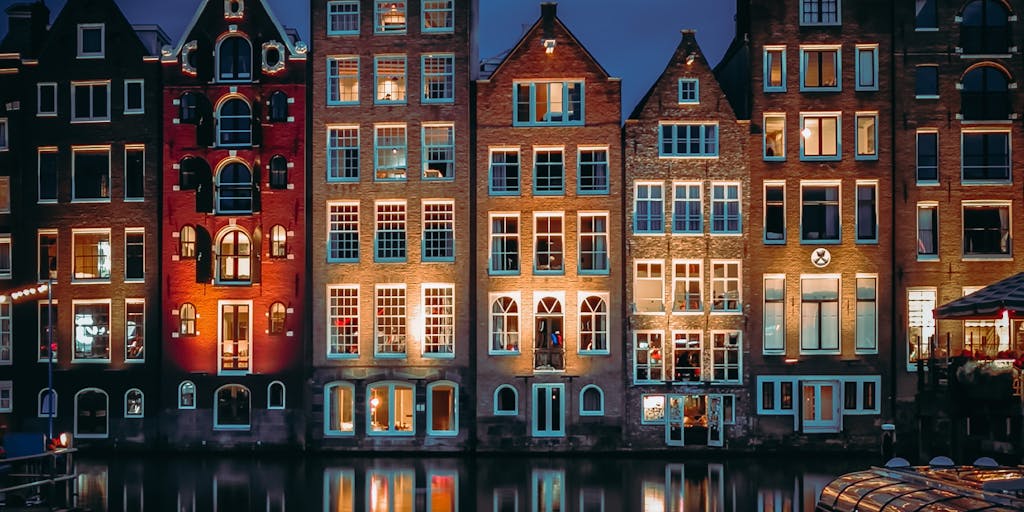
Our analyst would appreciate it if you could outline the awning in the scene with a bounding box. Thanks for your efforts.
[934,271,1024,320]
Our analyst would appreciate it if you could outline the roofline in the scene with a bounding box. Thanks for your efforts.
[170,0,303,59]
[487,14,612,81]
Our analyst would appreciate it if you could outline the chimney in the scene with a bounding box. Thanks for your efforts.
[2,1,49,56]
[540,2,556,40]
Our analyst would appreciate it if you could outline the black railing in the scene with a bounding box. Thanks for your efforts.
[534,347,564,370]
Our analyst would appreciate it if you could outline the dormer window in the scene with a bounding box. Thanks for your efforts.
[217,36,252,82]
[375,1,407,33]
[77,24,104,59]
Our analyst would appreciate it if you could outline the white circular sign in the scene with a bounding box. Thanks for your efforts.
[811,248,831,268]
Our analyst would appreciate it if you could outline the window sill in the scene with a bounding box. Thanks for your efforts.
[326,259,360,264]
[71,358,111,364]
[633,231,666,236]
[422,258,456,263]
[960,179,1012,186]
[710,310,741,316]
[762,350,786,356]
[326,31,359,36]
[916,181,940,186]
[533,270,566,276]
[855,155,879,161]
[488,190,521,197]
[373,100,409,106]
[323,430,356,437]
[914,27,939,32]
[854,87,880,92]
[423,352,456,359]
[37,199,58,204]
[763,87,787,93]
[959,53,1012,59]
[373,353,408,359]
[578,350,610,356]
[71,280,111,285]
[578,270,610,276]
[532,190,565,196]
[799,156,841,162]
[799,87,842,93]
[916,255,939,262]
[488,351,521,356]
[577,190,611,196]
[326,353,360,359]
[326,101,360,106]
[422,98,455,104]
[70,118,111,124]
[915,95,940,100]
[798,350,841,356]
[855,239,878,245]
[658,154,720,160]
[422,28,456,34]
[763,156,786,162]
[218,370,252,376]
[488,271,520,277]
[426,431,458,437]
[710,231,742,237]
[37,112,58,118]
[764,239,786,245]
[71,198,112,204]
[962,255,1012,261]
[326,178,360,183]
[213,425,251,431]
[800,240,841,245]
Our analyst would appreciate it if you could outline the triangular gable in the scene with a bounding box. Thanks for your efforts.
[486,11,613,81]
[38,0,148,61]
[171,0,303,59]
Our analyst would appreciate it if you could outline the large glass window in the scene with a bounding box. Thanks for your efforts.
[423,201,454,261]
[325,382,354,434]
[578,148,609,194]
[217,99,252,147]
[763,114,785,159]
[907,289,936,370]
[422,124,455,179]
[856,277,877,353]
[375,286,406,356]
[801,184,840,242]
[917,204,938,258]
[634,261,664,314]
[856,183,877,243]
[634,332,664,383]
[634,183,664,233]
[514,81,583,125]
[327,126,359,181]
[73,148,110,201]
[801,277,840,353]
[374,201,407,261]
[368,382,414,433]
[73,301,110,361]
[423,286,455,356]
[328,202,359,262]
[534,297,564,371]
[72,230,111,281]
[489,214,519,274]
[327,1,359,35]
[711,261,740,312]
[800,48,840,91]
[125,300,144,361]
[534,214,564,273]
[672,261,702,313]
[422,54,454,102]
[962,131,1010,181]
[179,303,197,336]
[659,123,718,157]
[712,332,741,383]
[532,385,565,437]
[490,296,520,354]
[328,286,359,357]
[422,0,454,31]
[960,0,1011,55]
[489,149,519,195]
[671,332,701,382]
[800,114,840,160]
[217,36,252,81]
[764,276,785,354]
[374,0,407,33]
[374,125,407,180]
[217,230,252,282]
[71,82,110,122]
[963,203,1010,256]
[219,303,250,373]
[916,131,938,183]
[711,183,740,234]
[763,47,786,92]
[0,236,9,279]
[579,295,608,353]
[672,183,702,233]
[533,149,564,194]
[214,385,250,430]
[374,56,407,103]
[856,113,877,159]
[578,213,609,274]
[327,56,359,104]
[427,381,457,435]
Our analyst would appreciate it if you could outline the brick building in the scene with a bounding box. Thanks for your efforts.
[892,0,1024,457]
[309,0,477,451]
[474,3,624,450]
[0,0,166,447]
[623,30,750,449]
[160,0,307,448]
[720,0,894,449]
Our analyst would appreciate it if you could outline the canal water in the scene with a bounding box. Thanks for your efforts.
[53,453,881,511]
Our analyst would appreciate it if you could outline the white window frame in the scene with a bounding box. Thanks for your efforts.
[123,79,145,115]
[917,201,939,261]
[124,227,145,282]
[124,298,145,363]
[0,234,10,279]
[764,181,786,243]
[71,228,111,282]
[37,147,58,203]
[763,274,786,355]
[0,301,10,365]
[842,375,882,414]
[533,212,564,274]
[71,145,112,202]
[70,81,111,123]
[326,56,359,105]
[578,291,610,355]
[916,129,939,185]
[711,331,742,384]
[907,287,937,371]
[0,119,7,151]
[710,260,741,314]
[327,284,359,358]
[217,300,253,376]
[855,274,878,354]
[578,211,609,274]
[72,299,112,363]
[855,180,878,243]
[641,394,666,425]
[489,212,520,275]
[671,259,703,314]
[489,292,521,355]
[799,275,841,355]
[633,330,665,384]
[962,200,1012,259]
[633,259,665,314]
[37,83,57,117]
[76,23,105,59]
[422,284,455,357]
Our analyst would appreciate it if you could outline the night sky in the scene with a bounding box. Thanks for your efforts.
[0,0,736,113]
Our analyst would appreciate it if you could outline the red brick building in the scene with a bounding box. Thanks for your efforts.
[720,0,894,449]
[623,30,750,450]
[474,3,624,450]
[309,0,476,450]
[160,0,307,447]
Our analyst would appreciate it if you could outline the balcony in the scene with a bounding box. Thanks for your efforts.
[534,347,564,371]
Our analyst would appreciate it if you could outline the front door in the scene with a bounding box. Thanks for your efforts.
[665,394,684,446]
[801,380,841,433]
[707,394,724,447]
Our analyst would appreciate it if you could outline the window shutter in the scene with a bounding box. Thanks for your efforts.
[195,227,212,283]
[196,39,214,82]
[196,166,213,213]
[251,227,262,284]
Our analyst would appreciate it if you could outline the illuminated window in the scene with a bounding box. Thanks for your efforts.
[800,0,840,26]
[763,113,785,160]
[327,286,359,356]
[659,122,718,157]
[856,112,877,160]
[427,381,457,435]
[671,332,701,382]
[578,213,609,274]
[907,288,936,370]
[490,295,520,354]
[917,203,938,259]
[180,226,196,258]
[0,302,9,364]
[217,99,252,147]
[72,230,111,281]
[367,382,414,433]
[178,381,196,409]
[712,331,741,383]
[642,394,665,424]
[374,56,407,103]
[534,213,563,273]
[800,47,840,91]
[374,1,407,33]
[578,148,608,194]
[801,276,840,353]
[513,81,583,125]
[375,285,406,356]
[72,147,111,200]
[489,149,519,195]
[799,113,840,160]
[534,296,564,371]
[423,285,454,356]
[214,384,250,430]
[217,229,252,282]
[489,214,519,274]
[125,300,145,361]
[327,126,359,181]
[763,276,785,354]
[763,47,786,92]
[217,36,252,81]
[422,201,454,261]
[711,183,740,234]
[374,201,406,262]
[633,332,664,383]
[124,388,143,417]
[327,56,358,104]
[328,202,359,262]
[325,382,355,434]
[579,295,608,353]
[219,303,250,374]
[73,300,110,361]
[422,124,454,179]
[374,125,407,180]
[125,228,144,281]
[672,182,701,233]
[711,261,740,312]
[856,277,877,353]
[422,0,454,31]
[801,184,840,242]
[533,148,564,194]
[758,378,795,414]
[672,261,702,313]
[270,224,287,258]
[327,1,359,35]
[179,303,197,336]
[422,54,454,102]
[0,235,9,279]
[634,183,664,233]
[269,302,286,334]
[634,260,664,313]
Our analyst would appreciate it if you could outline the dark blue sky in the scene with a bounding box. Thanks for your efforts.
[0,0,736,113]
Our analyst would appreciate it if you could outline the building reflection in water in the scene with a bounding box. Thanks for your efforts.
[67,455,869,511]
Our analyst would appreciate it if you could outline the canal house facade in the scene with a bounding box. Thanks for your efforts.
[474,3,625,451]
[623,30,751,450]
[309,0,477,451]
[160,0,307,448]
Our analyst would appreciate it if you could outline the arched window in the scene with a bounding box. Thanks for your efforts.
[490,296,519,353]
[960,0,1011,55]
[494,385,517,415]
[324,381,355,435]
[180,92,199,123]
[270,224,287,257]
[75,388,109,438]
[961,65,1011,120]
[580,385,604,416]
[217,229,252,282]
[269,302,286,334]
[269,91,288,122]
[124,388,144,418]
[38,388,57,418]
[179,303,197,335]
[269,155,288,189]
[214,384,250,430]
[217,36,252,81]
[217,99,252,147]
[267,381,285,409]
[216,162,253,213]
[534,296,564,370]
[367,381,415,435]
[180,225,197,258]
[178,380,196,409]
[579,295,608,353]
[427,381,457,436]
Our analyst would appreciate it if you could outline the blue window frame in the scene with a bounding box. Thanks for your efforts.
[634,183,664,234]
[855,113,878,161]
[513,81,584,126]
[856,182,878,243]
[577,148,608,194]
[534,213,564,274]
[374,201,407,262]
[374,55,406,104]
[579,385,604,415]
[327,126,359,181]
[578,213,609,275]
[801,184,841,243]
[327,1,359,35]
[916,130,938,184]
[711,183,741,234]
[532,384,565,437]
[489,214,519,275]
[764,183,786,244]
[659,123,718,157]
[422,124,454,179]
[799,113,841,161]
[422,54,454,103]
[422,201,454,261]
[800,0,841,26]
[374,125,407,180]
[327,202,359,262]
[678,78,698,104]
[533,149,564,195]
[327,56,358,105]
[763,47,786,92]
[672,183,702,234]
[855,45,878,91]
[422,0,454,32]
[489,149,519,195]
[374,0,406,34]
[763,113,785,160]
[800,47,841,92]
